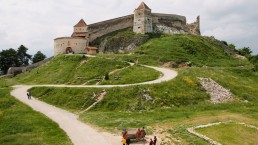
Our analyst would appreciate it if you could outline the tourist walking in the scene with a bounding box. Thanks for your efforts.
[27,92,32,99]
[153,136,157,145]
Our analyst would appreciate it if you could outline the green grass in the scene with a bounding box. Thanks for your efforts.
[16,55,85,84]
[97,34,251,67]
[28,67,258,144]
[29,67,258,112]
[29,87,103,113]
[100,65,160,85]
[15,55,129,85]
[0,88,72,145]
[196,122,258,145]
[69,57,128,84]
[5,33,258,144]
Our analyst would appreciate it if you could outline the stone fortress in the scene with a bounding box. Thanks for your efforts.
[54,2,200,56]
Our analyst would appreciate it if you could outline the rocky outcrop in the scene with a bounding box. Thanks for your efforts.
[98,35,149,53]
[199,77,233,103]
[153,25,187,35]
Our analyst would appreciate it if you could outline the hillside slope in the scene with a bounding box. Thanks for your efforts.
[100,34,251,67]
[15,55,129,84]
[15,55,160,85]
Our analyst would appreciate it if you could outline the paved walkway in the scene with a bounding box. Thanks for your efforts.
[11,65,177,145]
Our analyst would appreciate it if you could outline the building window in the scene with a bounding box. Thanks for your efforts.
[138,27,141,29]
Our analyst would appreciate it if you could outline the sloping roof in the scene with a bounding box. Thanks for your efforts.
[136,2,151,10]
[86,47,98,50]
[74,19,87,27]
[71,32,87,37]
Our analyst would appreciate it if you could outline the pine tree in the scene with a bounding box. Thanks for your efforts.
[32,51,46,63]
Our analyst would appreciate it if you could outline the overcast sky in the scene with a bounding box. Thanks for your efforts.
[0,0,257,57]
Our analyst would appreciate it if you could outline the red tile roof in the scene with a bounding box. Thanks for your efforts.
[74,19,87,27]
[86,47,98,50]
[136,2,151,10]
[71,32,87,37]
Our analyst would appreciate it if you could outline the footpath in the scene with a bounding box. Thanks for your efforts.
[11,65,177,145]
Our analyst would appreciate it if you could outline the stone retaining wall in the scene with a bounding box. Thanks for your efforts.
[7,57,53,76]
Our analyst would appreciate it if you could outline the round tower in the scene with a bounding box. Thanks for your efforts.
[133,2,153,34]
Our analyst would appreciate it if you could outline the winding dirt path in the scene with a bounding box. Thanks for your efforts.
[11,65,177,145]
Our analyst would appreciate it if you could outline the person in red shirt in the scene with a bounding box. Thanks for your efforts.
[149,138,154,145]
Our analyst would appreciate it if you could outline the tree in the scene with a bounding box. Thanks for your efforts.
[237,47,252,56]
[17,45,32,66]
[32,51,46,63]
[250,54,258,72]
[0,48,20,74]
[228,44,237,52]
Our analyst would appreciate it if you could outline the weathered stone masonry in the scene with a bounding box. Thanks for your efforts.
[54,2,201,56]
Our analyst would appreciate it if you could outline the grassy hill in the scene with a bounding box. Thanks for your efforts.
[99,34,251,67]
[4,33,258,144]
[29,66,258,144]
[15,55,160,85]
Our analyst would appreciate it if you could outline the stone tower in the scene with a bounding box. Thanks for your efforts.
[133,2,153,34]
[71,19,88,37]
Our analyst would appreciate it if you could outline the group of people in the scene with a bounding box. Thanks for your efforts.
[135,127,146,140]
[121,127,157,145]
[148,136,157,145]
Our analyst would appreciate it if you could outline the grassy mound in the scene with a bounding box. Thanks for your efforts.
[99,34,251,67]
[15,55,129,85]
[0,88,72,145]
[16,55,85,84]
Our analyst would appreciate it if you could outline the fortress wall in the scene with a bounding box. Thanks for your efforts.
[186,16,201,35]
[7,57,54,76]
[88,14,134,42]
[54,37,88,56]
[152,13,186,28]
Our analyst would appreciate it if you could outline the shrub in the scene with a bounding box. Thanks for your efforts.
[182,76,195,87]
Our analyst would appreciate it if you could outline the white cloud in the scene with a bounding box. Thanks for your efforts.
[0,0,258,56]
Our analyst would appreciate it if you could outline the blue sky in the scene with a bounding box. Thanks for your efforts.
[0,0,257,57]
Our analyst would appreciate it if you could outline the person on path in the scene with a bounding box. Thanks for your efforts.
[141,127,146,139]
[153,136,157,145]
[27,92,31,99]
[149,138,154,145]
[122,137,126,145]
[126,138,130,145]
[136,128,141,140]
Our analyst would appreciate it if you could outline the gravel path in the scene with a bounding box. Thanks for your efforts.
[11,65,177,145]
